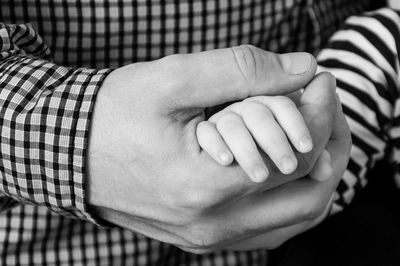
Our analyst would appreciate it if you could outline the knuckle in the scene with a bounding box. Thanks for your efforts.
[242,100,267,113]
[244,103,272,123]
[231,44,260,83]
[216,112,242,131]
[243,97,256,103]
[275,95,296,109]
[156,54,189,91]
[226,101,246,113]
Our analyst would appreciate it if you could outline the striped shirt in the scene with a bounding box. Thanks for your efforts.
[0,1,393,265]
[318,7,400,213]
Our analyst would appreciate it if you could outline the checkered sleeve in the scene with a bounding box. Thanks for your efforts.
[0,23,112,222]
[317,8,400,214]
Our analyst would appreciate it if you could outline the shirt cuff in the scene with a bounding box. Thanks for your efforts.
[0,53,112,223]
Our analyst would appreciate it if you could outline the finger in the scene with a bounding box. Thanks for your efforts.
[217,173,339,241]
[205,73,337,192]
[247,96,313,153]
[301,72,336,109]
[308,149,333,182]
[158,45,317,108]
[292,72,337,174]
[176,175,338,252]
[216,112,270,182]
[184,79,347,249]
[324,94,352,184]
[251,72,338,189]
[176,190,335,254]
[225,98,349,249]
[226,192,335,251]
[194,72,340,203]
[196,121,234,165]
[331,93,351,143]
[228,101,298,175]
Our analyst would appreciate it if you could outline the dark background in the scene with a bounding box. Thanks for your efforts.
[270,161,400,266]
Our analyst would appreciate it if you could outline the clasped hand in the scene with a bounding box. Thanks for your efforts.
[86,45,351,254]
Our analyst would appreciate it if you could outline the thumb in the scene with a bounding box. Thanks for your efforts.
[159,45,317,108]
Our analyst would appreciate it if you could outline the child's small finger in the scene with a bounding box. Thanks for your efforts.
[308,150,333,182]
[249,96,313,153]
[197,121,233,165]
[230,102,298,175]
[216,112,269,183]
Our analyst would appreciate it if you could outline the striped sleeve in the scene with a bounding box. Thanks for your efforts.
[0,23,111,222]
[317,8,400,213]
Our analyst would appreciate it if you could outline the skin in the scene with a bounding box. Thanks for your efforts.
[86,45,351,254]
[197,94,316,182]
[229,91,350,250]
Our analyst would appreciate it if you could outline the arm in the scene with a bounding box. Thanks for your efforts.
[88,53,349,253]
[0,22,348,252]
[0,23,111,222]
[317,7,400,213]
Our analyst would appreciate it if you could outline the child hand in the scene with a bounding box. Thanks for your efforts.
[196,95,314,182]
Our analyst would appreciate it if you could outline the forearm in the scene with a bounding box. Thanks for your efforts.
[0,23,111,221]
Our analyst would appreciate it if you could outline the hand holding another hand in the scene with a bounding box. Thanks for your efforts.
[86,45,351,253]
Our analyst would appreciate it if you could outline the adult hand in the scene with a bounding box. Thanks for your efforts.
[86,45,339,253]
[228,75,351,250]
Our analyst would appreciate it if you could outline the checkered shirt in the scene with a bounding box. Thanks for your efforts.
[0,0,385,265]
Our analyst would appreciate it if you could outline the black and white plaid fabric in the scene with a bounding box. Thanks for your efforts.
[0,0,389,265]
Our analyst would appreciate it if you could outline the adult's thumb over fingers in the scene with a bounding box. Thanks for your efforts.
[279,52,316,75]
[163,46,317,108]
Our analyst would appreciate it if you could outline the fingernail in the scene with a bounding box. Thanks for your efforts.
[219,151,232,165]
[280,156,297,174]
[253,165,269,183]
[280,53,313,75]
[299,135,313,153]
